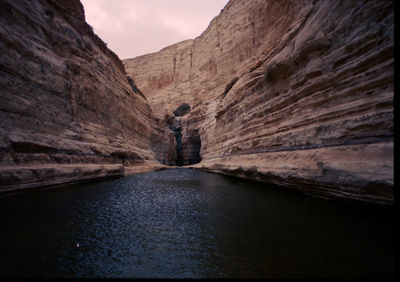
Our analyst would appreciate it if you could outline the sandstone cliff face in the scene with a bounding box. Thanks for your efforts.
[0,0,164,194]
[124,0,394,205]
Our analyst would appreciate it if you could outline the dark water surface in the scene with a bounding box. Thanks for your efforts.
[0,168,393,278]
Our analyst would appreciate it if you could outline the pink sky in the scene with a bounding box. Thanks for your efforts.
[81,0,228,60]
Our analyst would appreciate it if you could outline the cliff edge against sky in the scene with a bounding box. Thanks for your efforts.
[124,0,394,205]
[0,0,165,194]
[0,0,393,205]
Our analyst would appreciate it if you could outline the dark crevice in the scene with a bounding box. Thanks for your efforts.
[173,119,184,166]
[170,117,201,166]
[173,103,191,117]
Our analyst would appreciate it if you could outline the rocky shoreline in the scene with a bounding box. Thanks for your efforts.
[0,0,393,205]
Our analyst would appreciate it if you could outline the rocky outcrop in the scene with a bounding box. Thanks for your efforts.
[124,0,394,205]
[0,0,394,204]
[150,114,177,165]
[0,0,166,194]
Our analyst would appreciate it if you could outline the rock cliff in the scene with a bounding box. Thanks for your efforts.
[0,0,165,194]
[0,0,393,204]
[124,0,394,205]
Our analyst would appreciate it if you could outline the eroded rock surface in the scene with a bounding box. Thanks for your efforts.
[0,0,166,193]
[0,0,393,204]
[124,0,394,204]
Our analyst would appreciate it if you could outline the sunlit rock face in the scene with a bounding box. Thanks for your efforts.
[0,0,166,193]
[0,0,393,204]
[124,0,394,205]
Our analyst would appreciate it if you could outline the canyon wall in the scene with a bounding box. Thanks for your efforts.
[124,0,394,205]
[0,0,165,194]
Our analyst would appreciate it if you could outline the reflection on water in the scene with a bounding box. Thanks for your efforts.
[0,168,393,278]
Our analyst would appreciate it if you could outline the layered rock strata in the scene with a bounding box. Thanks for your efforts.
[0,0,166,194]
[124,0,394,205]
[150,115,177,165]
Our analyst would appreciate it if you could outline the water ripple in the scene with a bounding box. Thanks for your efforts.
[0,168,393,278]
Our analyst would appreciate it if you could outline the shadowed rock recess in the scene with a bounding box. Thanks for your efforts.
[1,0,393,205]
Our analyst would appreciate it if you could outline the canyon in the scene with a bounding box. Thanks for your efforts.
[0,0,394,205]
[0,0,166,195]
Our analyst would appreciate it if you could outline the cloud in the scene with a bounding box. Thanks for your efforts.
[80,0,228,60]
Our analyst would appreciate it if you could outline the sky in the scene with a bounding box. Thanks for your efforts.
[81,0,228,60]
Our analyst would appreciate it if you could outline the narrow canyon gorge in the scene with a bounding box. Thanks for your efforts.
[0,0,394,205]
